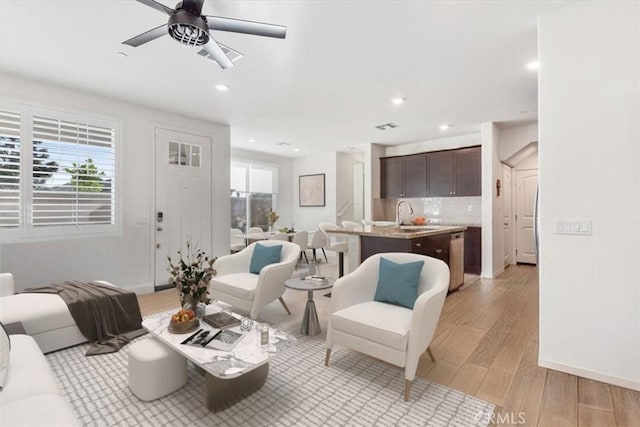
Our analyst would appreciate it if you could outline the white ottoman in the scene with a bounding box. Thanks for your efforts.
[128,338,188,401]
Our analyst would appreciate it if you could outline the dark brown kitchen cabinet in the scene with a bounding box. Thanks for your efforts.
[454,147,482,196]
[380,154,427,198]
[427,151,454,196]
[360,233,450,266]
[427,146,481,197]
[464,226,481,274]
[380,157,404,198]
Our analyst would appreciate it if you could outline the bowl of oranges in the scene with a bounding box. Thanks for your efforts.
[168,308,199,333]
[410,216,429,226]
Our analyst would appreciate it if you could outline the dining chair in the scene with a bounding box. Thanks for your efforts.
[230,228,245,253]
[341,220,361,230]
[308,227,329,263]
[292,231,310,264]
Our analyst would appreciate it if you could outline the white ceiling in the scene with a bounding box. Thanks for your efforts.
[0,1,561,157]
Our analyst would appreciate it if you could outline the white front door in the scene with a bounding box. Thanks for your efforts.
[515,169,538,264]
[155,128,212,287]
[502,164,513,266]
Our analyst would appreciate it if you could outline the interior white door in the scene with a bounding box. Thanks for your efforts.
[502,164,513,266]
[155,128,212,287]
[515,169,538,264]
[352,161,364,223]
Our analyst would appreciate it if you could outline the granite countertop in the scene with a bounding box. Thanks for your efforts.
[327,224,467,239]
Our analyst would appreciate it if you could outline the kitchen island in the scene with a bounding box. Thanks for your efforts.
[327,224,467,290]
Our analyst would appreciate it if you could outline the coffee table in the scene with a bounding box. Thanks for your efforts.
[142,304,293,411]
[284,277,335,336]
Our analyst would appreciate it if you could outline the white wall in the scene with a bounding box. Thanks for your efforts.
[481,123,504,278]
[538,1,640,390]
[0,74,231,293]
[498,124,538,161]
[364,143,385,221]
[231,148,294,228]
[292,152,337,232]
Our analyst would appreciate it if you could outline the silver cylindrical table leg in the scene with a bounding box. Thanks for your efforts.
[301,290,321,336]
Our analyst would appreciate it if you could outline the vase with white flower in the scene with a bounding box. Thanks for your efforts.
[167,242,217,318]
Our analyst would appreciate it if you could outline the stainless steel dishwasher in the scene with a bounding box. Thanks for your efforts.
[449,232,465,291]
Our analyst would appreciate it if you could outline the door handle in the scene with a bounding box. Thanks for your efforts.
[157,226,164,231]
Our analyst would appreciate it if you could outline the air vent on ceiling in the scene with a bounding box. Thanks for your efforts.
[197,42,244,63]
[376,123,398,130]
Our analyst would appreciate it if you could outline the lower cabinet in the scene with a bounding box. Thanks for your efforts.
[360,234,450,266]
[464,227,481,275]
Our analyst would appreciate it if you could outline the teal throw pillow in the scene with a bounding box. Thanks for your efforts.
[249,243,283,274]
[373,257,425,309]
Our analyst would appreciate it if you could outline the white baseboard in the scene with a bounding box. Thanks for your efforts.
[481,267,505,279]
[539,359,640,391]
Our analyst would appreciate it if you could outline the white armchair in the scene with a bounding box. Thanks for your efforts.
[210,241,300,319]
[325,253,449,401]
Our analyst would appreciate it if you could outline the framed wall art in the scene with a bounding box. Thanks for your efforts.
[299,173,325,207]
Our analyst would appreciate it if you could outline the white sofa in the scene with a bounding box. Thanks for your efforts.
[0,333,80,426]
[0,273,114,353]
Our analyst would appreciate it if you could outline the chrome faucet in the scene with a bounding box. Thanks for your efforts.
[395,200,414,226]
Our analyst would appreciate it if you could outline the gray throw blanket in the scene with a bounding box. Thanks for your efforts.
[23,281,147,356]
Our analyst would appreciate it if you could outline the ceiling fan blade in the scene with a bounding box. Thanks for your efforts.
[202,39,234,69]
[181,0,204,15]
[135,0,175,15]
[205,16,287,39]
[122,24,168,47]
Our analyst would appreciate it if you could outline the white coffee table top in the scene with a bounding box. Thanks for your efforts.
[285,277,335,292]
[142,304,294,380]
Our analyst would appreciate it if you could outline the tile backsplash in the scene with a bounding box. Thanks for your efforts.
[380,196,482,226]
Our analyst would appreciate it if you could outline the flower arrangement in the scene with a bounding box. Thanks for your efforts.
[167,242,217,307]
[268,210,280,225]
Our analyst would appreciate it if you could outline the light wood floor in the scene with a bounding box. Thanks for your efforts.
[137,262,640,427]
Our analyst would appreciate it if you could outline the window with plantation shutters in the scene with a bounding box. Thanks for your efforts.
[0,103,118,242]
[31,115,116,227]
[0,110,21,229]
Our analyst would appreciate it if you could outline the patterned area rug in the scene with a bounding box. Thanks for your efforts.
[46,311,494,426]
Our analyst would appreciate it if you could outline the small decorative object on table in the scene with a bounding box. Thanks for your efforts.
[202,311,241,329]
[240,316,253,331]
[268,210,280,233]
[168,242,217,318]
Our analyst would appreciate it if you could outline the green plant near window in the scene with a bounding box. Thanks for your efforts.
[64,158,105,192]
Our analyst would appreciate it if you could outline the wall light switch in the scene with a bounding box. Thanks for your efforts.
[554,219,592,236]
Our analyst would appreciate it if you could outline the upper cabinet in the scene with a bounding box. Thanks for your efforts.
[381,146,481,198]
[380,154,427,198]
[453,147,482,196]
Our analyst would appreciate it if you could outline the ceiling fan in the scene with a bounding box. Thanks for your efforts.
[123,0,287,69]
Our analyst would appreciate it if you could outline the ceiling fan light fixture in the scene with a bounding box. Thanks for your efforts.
[168,10,209,47]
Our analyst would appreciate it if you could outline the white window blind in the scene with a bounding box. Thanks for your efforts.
[31,115,116,227]
[0,110,21,229]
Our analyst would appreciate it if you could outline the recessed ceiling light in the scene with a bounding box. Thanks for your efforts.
[248,138,255,143]
[525,60,539,71]
[439,123,450,131]
[293,148,300,152]
[277,142,291,147]
[215,84,229,92]
[391,97,405,105]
